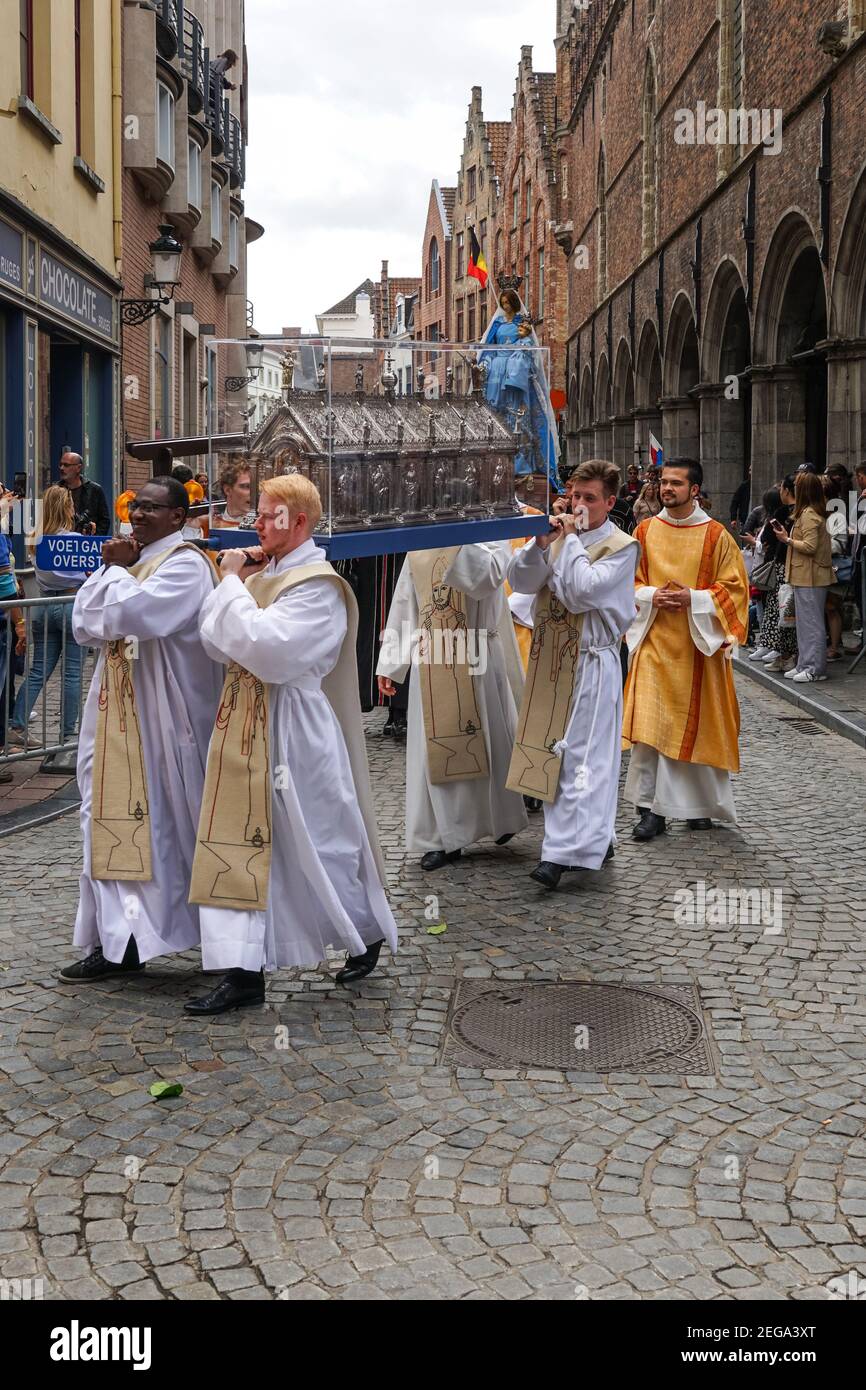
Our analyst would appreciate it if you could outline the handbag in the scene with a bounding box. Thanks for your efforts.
[777,582,796,627]
[833,554,854,584]
[751,557,778,592]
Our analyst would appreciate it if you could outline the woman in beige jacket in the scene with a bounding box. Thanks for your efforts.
[770,471,833,682]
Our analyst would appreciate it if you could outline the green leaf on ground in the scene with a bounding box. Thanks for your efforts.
[426,922,447,936]
[149,1081,183,1100]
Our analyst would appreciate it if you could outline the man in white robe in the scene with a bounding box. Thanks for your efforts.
[507,460,640,889]
[185,474,398,1015]
[376,542,527,869]
[60,477,223,982]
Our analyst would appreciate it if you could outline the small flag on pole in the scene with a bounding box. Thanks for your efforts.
[467,228,488,289]
[649,432,663,469]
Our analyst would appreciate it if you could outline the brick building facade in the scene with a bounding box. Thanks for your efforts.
[491,46,567,395]
[450,88,509,392]
[417,180,454,392]
[121,0,262,491]
[555,0,866,505]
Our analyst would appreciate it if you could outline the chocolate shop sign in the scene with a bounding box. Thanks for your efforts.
[39,249,115,343]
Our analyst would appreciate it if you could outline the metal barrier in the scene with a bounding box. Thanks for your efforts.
[0,595,92,770]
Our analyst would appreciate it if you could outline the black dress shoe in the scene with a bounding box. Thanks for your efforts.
[603,842,614,863]
[687,818,712,830]
[335,939,384,985]
[420,849,462,870]
[184,969,264,1016]
[530,860,565,889]
[632,810,667,841]
[59,939,144,983]
[495,832,516,846]
[524,796,543,813]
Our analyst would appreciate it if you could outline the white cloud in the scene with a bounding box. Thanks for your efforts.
[244,0,556,332]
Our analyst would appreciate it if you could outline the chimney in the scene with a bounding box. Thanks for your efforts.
[381,259,389,277]
[521,44,533,68]
[471,85,482,116]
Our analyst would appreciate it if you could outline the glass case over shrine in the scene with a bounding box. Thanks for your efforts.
[204,336,554,556]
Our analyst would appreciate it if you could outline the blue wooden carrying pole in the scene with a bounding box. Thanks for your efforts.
[206,512,551,560]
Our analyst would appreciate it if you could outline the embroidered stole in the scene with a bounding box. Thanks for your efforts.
[90,541,214,881]
[188,562,359,912]
[408,548,489,786]
[506,528,637,802]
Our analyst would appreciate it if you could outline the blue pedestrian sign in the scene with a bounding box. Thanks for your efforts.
[35,533,110,579]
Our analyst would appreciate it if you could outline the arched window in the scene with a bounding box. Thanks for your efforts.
[512,177,520,228]
[597,146,608,299]
[642,54,658,257]
[429,238,440,294]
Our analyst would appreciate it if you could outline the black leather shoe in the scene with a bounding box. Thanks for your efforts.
[687,818,712,830]
[604,842,614,863]
[184,969,264,1015]
[335,939,384,986]
[420,849,461,870]
[530,860,565,889]
[632,810,666,841]
[495,832,516,846]
[59,940,144,983]
[523,796,543,813]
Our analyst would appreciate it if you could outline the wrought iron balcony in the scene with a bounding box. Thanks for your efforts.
[179,9,205,115]
[223,113,245,188]
[154,0,181,61]
[204,54,227,156]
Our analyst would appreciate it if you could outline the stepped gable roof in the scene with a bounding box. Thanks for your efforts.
[534,72,557,139]
[485,120,511,177]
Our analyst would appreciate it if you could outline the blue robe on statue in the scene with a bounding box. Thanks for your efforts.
[479,312,562,494]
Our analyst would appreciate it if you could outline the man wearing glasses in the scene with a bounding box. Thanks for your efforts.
[60,477,223,983]
[58,451,111,536]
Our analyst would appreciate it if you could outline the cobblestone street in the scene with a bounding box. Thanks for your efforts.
[1,675,865,1302]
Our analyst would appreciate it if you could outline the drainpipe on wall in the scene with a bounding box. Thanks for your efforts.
[111,0,123,273]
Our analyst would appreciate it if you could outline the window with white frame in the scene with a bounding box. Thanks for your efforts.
[188,138,202,209]
[157,82,175,167]
[211,179,222,243]
[229,212,239,267]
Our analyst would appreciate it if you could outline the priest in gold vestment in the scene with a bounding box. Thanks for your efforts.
[623,459,749,838]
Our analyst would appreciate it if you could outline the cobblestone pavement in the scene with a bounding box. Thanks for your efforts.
[1,677,865,1302]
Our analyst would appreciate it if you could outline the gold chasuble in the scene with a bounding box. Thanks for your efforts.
[189,562,383,913]
[408,549,489,785]
[506,527,638,802]
[90,541,214,882]
[622,515,748,772]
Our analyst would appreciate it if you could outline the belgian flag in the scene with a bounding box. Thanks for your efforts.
[467,227,488,289]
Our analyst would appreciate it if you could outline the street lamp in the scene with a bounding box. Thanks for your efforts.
[225,332,264,392]
[121,225,184,326]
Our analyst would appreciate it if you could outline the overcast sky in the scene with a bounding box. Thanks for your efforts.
[244,1,556,334]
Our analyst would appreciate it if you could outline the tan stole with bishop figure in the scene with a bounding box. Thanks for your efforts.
[188,562,368,913]
[408,548,489,786]
[90,541,215,881]
[505,527,637,803]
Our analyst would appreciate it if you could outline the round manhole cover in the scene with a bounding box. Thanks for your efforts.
[449,982,706,1072]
